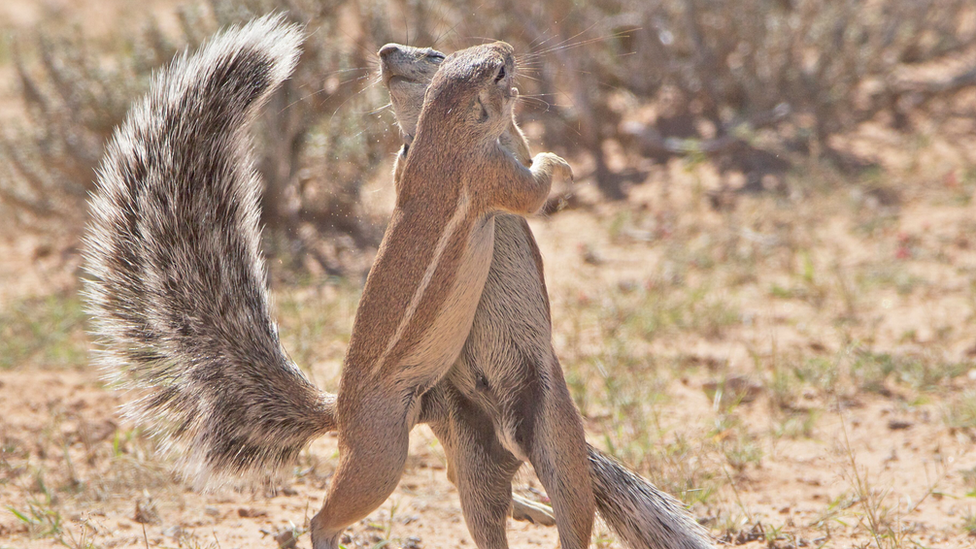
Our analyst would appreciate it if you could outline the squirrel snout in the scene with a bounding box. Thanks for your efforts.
[378,44,401,59]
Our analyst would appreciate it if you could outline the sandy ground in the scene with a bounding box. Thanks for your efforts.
[2,345,975,549]
[3,1,976,549]
[3,181,976,547]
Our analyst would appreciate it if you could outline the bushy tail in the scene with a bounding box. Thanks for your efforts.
[589,449,715,549]
[83,14,336,487]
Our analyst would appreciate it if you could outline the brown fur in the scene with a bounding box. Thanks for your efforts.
[83,18,561,541]
[308,42,575,549]
[380,43,715,549]
[84,15,709,548]
[381,42,594,549]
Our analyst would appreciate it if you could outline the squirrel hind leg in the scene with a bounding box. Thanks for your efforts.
[310,386,413,548]
[448,390,523,549]
[502,356,594,549]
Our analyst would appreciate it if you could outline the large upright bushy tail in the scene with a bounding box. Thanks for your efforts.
[589,449,715,549]
[83,14,336,487]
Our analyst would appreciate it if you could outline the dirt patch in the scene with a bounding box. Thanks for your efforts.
[4,172,976,547]
[0,369,565,548]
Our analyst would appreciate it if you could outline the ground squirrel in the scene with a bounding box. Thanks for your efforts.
[380,42,715,549]
[308,40,580,549]
[85,18,572,547]
[83,15,710,549]
[379,41,595,549]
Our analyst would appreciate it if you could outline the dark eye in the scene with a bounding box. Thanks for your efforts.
[427,51,445,62]
[495,65,506,82]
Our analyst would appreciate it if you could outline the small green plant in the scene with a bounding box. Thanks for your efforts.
[963,512,976,537]
[0,292,87,370]
[841,439,899,549]
[710,412,763,472]
[7,478,64,540]
[382,499,400,543]
[849,350,968,394]
[772,410,819,440]
[943,390,976,430]
[962,512,976,537]
[58,518,100,549]
[961,467,976,497]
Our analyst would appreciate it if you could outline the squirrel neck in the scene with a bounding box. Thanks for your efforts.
[395,122,497,204]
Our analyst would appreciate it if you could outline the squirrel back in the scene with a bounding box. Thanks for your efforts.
[83,14,336,487]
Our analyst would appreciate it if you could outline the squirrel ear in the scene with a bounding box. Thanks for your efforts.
[476,97,489,123]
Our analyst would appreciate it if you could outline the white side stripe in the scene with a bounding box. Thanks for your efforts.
[374,188,471,372]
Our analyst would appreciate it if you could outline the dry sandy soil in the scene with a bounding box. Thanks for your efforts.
[4,178,976,549]
[2,2,976,549]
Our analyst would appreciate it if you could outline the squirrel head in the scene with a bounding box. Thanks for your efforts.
[414,41,518,147]
[378,43,446,140]
[380,42,533,169]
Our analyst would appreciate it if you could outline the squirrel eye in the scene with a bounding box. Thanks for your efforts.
[495,65,506,83]
[427,52,445,62]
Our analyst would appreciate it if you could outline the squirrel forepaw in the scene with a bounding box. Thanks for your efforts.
[533,152,573,183]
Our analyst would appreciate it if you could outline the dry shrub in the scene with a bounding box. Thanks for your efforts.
[0,0,404,273]
[2,0,975,252]
[443,0,976,196]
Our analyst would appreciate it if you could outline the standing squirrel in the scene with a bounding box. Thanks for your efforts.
[85,15,580,549]
[83,14,711,549]
[380,43,714,549]
[82,14,548,527]
[378,41,594,549]
[309,39,582,549]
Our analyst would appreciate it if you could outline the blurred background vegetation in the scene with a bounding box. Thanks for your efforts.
[2,0,975,272]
